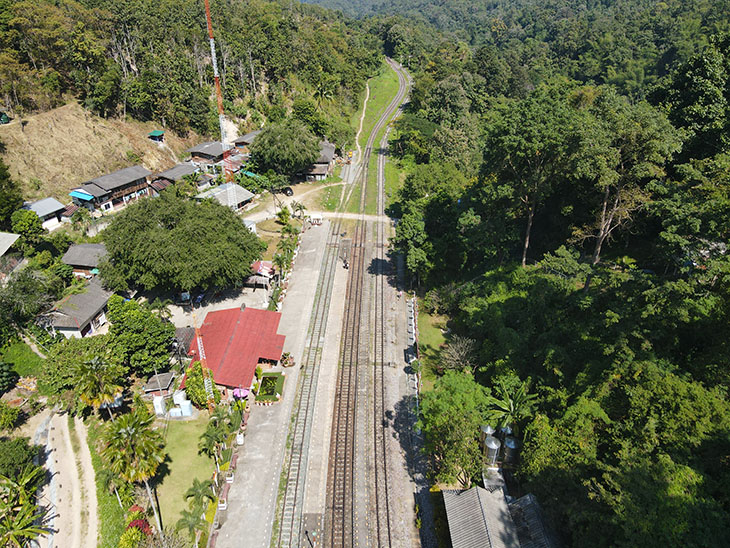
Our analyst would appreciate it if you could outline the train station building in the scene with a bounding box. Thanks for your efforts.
[188,305,286,398]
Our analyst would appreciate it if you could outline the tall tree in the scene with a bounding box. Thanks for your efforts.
[106,295,174,375]
[572,87,682,264]
[73,356,124,420]
[101,403,166,539]
[0,159,22,231]
[101,192,265,292]
[484,81,576,266]
[418,371,491,487]
[249,119,320,176]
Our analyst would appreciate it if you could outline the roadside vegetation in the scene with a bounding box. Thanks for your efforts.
[386,4,730,545]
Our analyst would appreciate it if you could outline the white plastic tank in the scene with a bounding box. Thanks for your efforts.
[180,400,193,417]
[152,396,166,416]
[173,390,187,406]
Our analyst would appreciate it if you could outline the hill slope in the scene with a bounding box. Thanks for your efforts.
[0,103,199,202]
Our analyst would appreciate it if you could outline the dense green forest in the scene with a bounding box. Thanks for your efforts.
[310,0,730,98]
[0,0,380,142]
[364,1,730,547]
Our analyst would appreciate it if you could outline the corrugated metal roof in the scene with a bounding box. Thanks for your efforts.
[24,197,65,218]
[317,140,336,164]
[186,141,225,157]
[87,166,151,192]
[73,183,108,198]
[233,130,261,145]
[196,183,254,208]
[154,163,198,182]
[50,279,113,329]
[508,494,560,548]
[0,232,20,257]
[61,243,107,268]
[443,486,521,548]
[188,307,285,388]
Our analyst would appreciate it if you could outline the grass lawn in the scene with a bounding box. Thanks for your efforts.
[317,184,343,211]
[384,156,406,209]
[345,181,363,213]
[1,341,44,377]
[87,420,126,548]
[156,415,213,528]
[358,62,401,151]
[417,303,448,392]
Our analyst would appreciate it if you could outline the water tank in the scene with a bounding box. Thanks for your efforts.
[173,390,187,406]
[504,436,521,464]
[500,425,512,437]
[484,435,501,465]
[152,396,166,416]
[480,424,496,443]
[180,400,193,417]
[169,407,183,418]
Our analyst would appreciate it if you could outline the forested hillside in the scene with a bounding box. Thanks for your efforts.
[0,0,381,141]
[371,1,730,546]
[310,0,730,98]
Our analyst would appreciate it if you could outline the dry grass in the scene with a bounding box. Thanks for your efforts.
[0,102,201,201]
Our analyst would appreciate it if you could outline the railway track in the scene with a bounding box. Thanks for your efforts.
[324,58,410,548]
[275,57,409,548]
[276,218,341,548]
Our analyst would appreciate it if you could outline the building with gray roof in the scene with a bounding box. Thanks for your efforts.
[24,197,66,230]
[443,486,521,548]
[234,130,261,147]
[62,243,107,277]
[187,141,226,163]
[70,166,151,213]
[196,183,254,210]
[443,486,558,548]
[0,232,20,258]
[49,279,113,338]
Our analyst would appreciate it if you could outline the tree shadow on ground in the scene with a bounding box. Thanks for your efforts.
[392,393,440,547]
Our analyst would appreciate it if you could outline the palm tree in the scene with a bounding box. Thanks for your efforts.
[291,200,306,219]
[486,379,537,437]
[97,468,125,510]
[0,466,47,547]
[198,422,227,474]
[101,404,166,540]
[184,478,215,510]
[176,507,206,547]
[147,297,173,320]
[74,357,124,420]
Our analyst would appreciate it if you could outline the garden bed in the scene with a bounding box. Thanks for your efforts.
[255,372,285,403]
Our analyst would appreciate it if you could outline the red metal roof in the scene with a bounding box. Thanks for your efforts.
[188,307,285,389]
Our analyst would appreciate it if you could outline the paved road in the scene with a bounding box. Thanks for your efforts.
[214,222,330,548]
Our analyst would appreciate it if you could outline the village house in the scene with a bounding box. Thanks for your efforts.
[187,141,226,165]
[47,279,113,338]
[245,260,274,290]
[0,232,19,259]
[23,198,66,231]
[304,140,336,181]
[143,371,176,397]
[69,166,152,213]
[147,163,212,196]
[196,182,254,211]
[188,306,286,398]
[233,130,261,155]
[61,243,107,278]
[442,486,557,548]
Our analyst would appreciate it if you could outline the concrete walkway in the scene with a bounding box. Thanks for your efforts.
[214,221,331,548]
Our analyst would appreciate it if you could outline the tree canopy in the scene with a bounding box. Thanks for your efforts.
[100,192,266,292]
[249,119,320,176]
